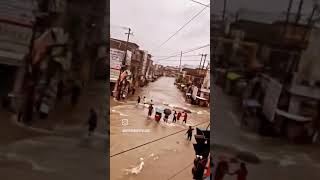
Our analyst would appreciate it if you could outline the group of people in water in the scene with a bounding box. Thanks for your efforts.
[137,96,189,124]
[137,95,193,141]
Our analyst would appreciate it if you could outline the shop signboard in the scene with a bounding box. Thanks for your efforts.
[110,48,124,82]
[110,48,124,69]
[110,69,120,82]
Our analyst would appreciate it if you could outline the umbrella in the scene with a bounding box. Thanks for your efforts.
[164,108,172,115]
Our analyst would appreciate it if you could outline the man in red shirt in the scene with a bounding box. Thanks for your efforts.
[177,111,182,120]
[183,112,188,124]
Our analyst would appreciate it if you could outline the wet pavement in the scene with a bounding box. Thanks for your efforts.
[212,85,320,180]
[110,77,210,180]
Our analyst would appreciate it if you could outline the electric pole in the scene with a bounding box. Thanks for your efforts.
[179,51,182,72]
[295,0,304,24]
[122,28,133,66]
[202,54,207,70]
[116,27,133,100]
[199,54,204,69]
[222,0,227,21]
[284,0,294,36]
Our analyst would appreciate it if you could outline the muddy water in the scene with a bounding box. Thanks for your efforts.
[110,77,210,180]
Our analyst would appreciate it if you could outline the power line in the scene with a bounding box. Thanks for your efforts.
[153,54,201,57]
[190,0,210,7]
[153,5,209,51]
[110,120,209,157]
[159,59,210,61]
[154,44,210,61]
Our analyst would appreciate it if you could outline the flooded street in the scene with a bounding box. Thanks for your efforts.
[110,77,210,180]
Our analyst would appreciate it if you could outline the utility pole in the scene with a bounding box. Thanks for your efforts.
[199,54,204,69]
[179,51,182,72]
[295,0,304,24]
[202,54,207,70]
[284,0,294,36]
[222,0,227,22]
[206,62,210,70]
[116,28,133,100]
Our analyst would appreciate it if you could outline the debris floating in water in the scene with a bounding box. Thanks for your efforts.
[124,158,145,175]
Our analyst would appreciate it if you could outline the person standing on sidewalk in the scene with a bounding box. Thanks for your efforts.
[88,108,98,136]
[186,126,194,141]
[183,112,188,124]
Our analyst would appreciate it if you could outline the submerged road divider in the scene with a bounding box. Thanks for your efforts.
[110,120,210,158]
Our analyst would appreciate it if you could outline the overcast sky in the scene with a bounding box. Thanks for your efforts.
[111,0,318,67]
[110,0,210,67]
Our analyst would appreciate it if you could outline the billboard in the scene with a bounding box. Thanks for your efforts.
[110,48,124,70]
[110,48,124,82]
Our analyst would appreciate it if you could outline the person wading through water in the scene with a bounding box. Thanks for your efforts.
[186,126,194,141]
[148,104,153,117]
[177,111,182,121]
[183,112,188,124]
[88,108,98,136]
[137,96,141,104]
[172,111,177,123]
